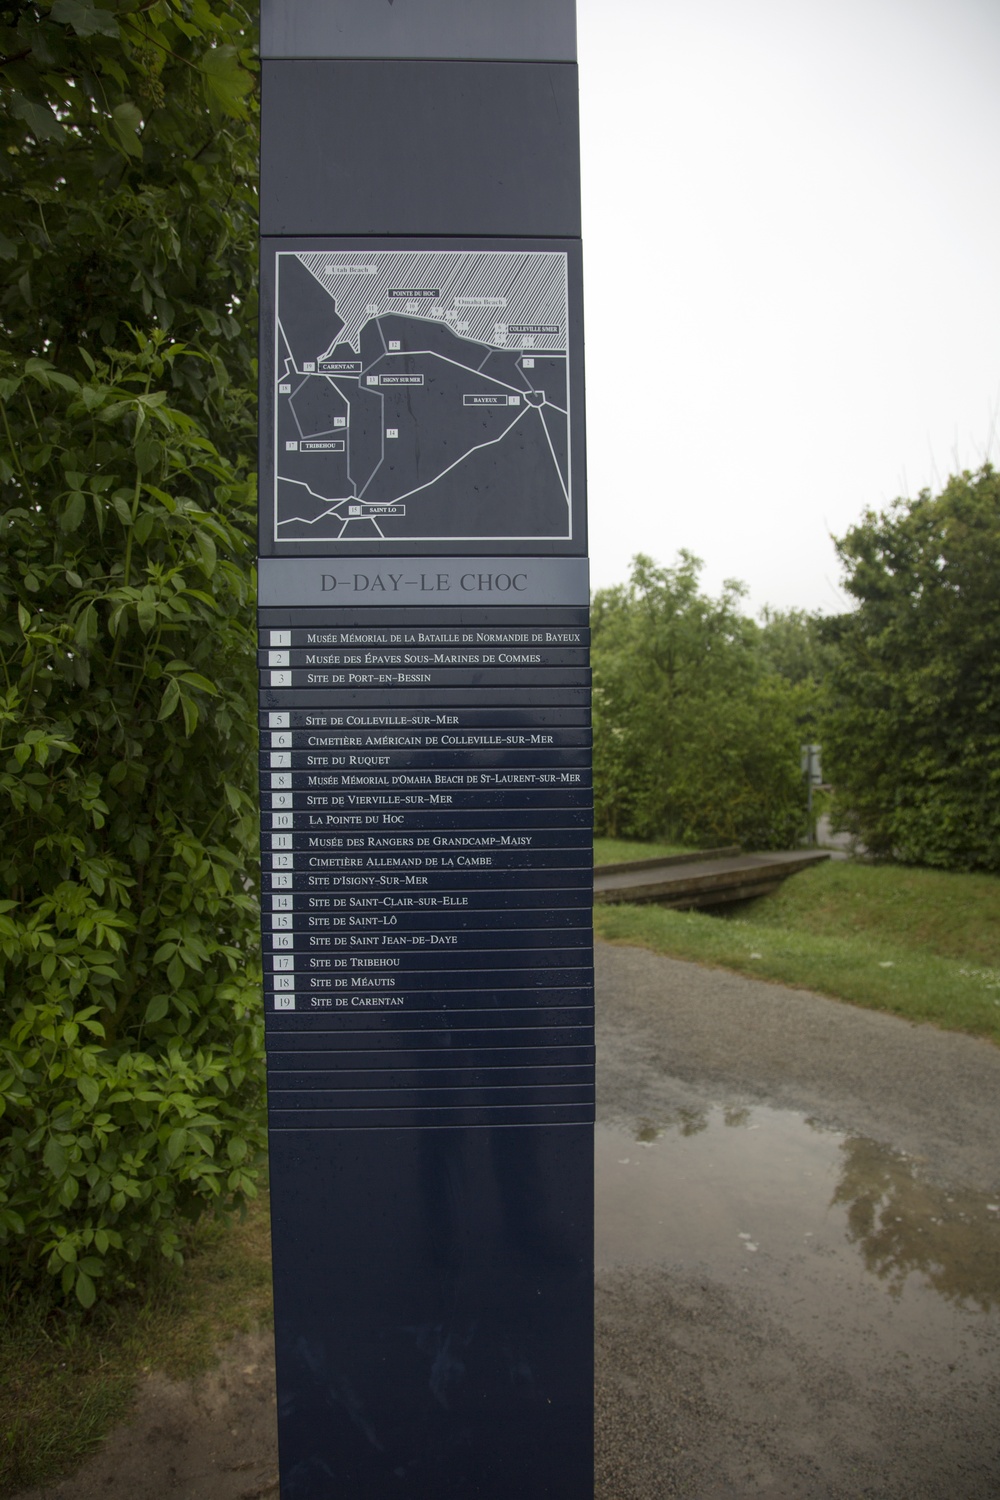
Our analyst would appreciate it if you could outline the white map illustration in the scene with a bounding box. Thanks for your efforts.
[272,249,572,543]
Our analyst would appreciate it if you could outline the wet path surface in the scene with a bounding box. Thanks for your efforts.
[17,944,1000,1499]
[595,943,1000,1498]
[597,1109,1000,1429]
[597,1109,1000,1326]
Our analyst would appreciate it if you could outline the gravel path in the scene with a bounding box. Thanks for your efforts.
[595,942,1000,1499]
[595,942,1000,1190]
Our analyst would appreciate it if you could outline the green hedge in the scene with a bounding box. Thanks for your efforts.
[0,342,263,1308]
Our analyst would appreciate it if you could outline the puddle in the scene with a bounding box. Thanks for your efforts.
[596,1105,1000,1372]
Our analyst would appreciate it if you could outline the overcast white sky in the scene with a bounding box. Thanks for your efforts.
[576,0,1000,614]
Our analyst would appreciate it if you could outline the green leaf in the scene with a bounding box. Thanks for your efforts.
[167,953,185,989]
[11,95,66,144]
[51,0,120,38]
[61,491,86,532]
[44,1137,68,1177]
[133,510,155,545]
[134,439,159,474]
[24,359,77,392]
[59,1176,80,1208]
[158,677,180,720]
[129,829,150,862]
[111,101,144,159]
[74,603,98,649]
[179,672,218,695]
[196,530,217,576]
[200,45,254,118]
[77,1074,99,1107]
[75,1269,96,1309]
[145,993,169,1025]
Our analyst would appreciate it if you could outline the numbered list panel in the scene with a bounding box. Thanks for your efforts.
[257,605,594,1130]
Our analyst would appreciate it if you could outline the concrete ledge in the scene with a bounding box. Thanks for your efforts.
[594,850,831,910]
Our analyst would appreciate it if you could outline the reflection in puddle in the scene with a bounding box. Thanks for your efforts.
[835,1135,1000,1310]
[596,1105,1000,1320]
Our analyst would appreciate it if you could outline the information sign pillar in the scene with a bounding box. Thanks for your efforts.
[258,4,592,1494]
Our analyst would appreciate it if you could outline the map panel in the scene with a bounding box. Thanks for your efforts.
[272,250,572,544]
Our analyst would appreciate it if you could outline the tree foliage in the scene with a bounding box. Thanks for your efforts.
[1,0,257,433]
[758,605,838,688]
[821,466,1000,871]
[592,554,808,850]
[0,1,261,1308]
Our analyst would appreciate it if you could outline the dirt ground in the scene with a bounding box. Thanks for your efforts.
[15,943,1000,1499]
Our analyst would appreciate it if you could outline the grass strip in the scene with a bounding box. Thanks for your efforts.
[738,859,1000,967]
[594,836,696,865]
[0,1184,273,1498]
[595,895,1000,1044]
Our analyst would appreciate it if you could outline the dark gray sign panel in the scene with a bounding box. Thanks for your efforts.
[259,240,586,556]
[259,556,590,605]
[257,4,592,1496]
[257,597,594,1494]
[261,0,577,61]
[259,64,581,239]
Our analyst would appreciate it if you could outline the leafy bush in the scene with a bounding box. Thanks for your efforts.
[592,554,808,849]
[0,0,258,432]
[822,466,1000,871]
[0,0,261,1310]
[0,340,262,1309]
